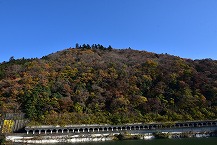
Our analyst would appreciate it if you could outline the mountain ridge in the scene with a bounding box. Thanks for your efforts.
[0,45,216,125]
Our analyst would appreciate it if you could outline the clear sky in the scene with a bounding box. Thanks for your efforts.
[1,0,217,63]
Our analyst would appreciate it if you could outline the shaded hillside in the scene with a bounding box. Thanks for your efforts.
[0,45,217,125]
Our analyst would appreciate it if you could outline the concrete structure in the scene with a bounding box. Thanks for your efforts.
[25,120,217,135]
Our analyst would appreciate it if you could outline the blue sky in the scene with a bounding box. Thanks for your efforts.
[0,0,217,62]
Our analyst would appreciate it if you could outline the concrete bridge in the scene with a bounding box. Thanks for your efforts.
[25,120,217,135]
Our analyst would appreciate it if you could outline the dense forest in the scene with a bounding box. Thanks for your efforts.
[0,44,217,125]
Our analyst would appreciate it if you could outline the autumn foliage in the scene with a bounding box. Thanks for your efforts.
[0,45,217,125]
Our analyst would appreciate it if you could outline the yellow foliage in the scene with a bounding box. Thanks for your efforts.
[2,120,14,133]
[143,74,152,81]
[140,96,148,103]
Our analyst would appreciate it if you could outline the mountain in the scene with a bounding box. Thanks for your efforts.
[0,45,217,125]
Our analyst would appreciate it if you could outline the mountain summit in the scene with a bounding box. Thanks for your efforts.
[0,45,216,125]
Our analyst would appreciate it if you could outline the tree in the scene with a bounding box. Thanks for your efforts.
[75,43,79,48]
[107,45,113,50]
[9,56,15,62]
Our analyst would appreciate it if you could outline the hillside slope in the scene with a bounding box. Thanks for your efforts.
[0,45,217,125]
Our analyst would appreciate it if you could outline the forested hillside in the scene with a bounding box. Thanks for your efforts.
[0,45,217,125]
